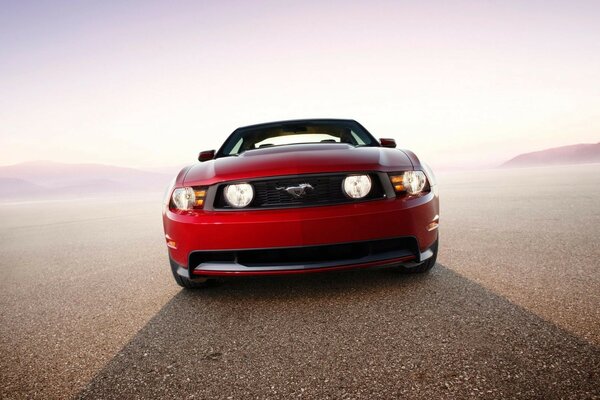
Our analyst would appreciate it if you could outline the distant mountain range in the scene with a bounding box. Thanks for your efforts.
[2,145,598,200]
[501,143,600,168]
[0,161,175,200]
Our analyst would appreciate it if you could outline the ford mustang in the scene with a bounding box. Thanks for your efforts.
[162,119,439,288]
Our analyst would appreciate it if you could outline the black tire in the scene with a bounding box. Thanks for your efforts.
[397,239,438,274]
[169,257,215,289]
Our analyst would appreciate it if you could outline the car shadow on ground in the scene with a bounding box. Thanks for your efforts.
[77,264,600,399]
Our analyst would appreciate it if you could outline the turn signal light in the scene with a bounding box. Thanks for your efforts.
[426,215,440,231]
[390,175,405,192]
[165,235,177,249]
[194,189,207,207]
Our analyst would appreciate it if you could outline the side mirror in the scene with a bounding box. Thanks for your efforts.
[379,138,397,148]
[198,150,215,162]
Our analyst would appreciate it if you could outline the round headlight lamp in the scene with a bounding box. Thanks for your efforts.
[171,187,195,210]
[403,171,427,195]
[224,183,254,208]
[342,175,372,199]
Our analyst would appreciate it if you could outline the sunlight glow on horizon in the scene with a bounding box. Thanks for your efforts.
[1,0,599,170]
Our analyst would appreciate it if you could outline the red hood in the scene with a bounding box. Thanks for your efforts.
[183,144,414,185]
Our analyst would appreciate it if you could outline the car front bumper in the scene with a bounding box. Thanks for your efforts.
[163,190,439,277]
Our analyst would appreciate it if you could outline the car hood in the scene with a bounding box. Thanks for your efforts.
[183,144,414,185]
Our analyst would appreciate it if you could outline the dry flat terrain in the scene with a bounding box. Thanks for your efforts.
[1,165,599,399]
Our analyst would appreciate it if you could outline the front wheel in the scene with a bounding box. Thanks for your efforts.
[397,239,438,274]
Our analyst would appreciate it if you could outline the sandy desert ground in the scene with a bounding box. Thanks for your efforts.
[1,164,599,399]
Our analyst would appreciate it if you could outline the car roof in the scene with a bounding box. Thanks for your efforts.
[236,118,360,131]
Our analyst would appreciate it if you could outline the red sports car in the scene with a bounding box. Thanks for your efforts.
[163,119,439,288]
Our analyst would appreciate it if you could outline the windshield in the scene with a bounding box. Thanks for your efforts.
[217,120,378,157]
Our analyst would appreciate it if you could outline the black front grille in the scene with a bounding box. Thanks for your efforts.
[214,173,384,209]
[189,237,418,268]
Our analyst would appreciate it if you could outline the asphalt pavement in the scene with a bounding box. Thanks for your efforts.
[1,165,599,399]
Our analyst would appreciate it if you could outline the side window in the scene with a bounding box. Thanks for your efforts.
[230,138,243,155]
[350,130,366,145]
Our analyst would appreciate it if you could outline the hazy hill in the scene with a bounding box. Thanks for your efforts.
[502,143,600,168]
[0,161,173,200]
[0,178,45,197]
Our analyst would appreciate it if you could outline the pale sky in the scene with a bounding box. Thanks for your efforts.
[1,0,599,170]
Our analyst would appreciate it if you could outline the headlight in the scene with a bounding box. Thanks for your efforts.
[404,171,427,194]
[343,175,372,199]
[171,187,207,211]
[224,183,254,208]
[389,171,427,195]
